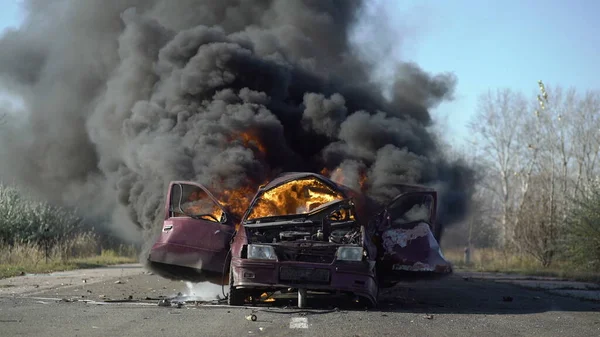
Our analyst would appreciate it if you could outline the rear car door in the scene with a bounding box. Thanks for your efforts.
[374,191,452,283]
[148,182,235,275]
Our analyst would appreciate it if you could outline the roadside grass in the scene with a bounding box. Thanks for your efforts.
[0,184,140,279]
[444,248,600,284]
[0,239,139,279]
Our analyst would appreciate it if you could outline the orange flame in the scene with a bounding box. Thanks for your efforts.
[320,166,368,192]
[330,167,345,185]
[246,178,344,220]
[179,197,224,222]
[359,172,367,191]
[218,185,256,219]
[234,131,266,155]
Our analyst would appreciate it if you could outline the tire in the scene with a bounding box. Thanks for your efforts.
[358,295,378,309]
[227,271,246,306]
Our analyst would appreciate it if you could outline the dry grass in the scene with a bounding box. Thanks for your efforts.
[444,247,600,283]
[0,235,138,279]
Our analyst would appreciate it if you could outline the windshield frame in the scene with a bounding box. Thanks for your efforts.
[167,181,228,223]
[242,176,348,222]
[385,191,436,228]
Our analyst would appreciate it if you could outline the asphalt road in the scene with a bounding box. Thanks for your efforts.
[1,264,599,337]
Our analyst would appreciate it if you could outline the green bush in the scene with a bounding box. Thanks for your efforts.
[0,184,84,246]
[565,183,600,271]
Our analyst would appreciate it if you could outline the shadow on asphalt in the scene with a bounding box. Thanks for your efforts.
[239,275,600,315]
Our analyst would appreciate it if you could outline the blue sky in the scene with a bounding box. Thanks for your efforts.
[0,0,598,146]
[388,0,600,145]
[0,0,22,31]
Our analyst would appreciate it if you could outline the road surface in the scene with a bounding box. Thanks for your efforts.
[0,264,598,336]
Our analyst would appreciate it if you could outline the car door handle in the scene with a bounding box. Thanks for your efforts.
[214,229,221,235]
[163,225,173,232]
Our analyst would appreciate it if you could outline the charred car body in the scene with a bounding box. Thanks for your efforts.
[148,172,452,307]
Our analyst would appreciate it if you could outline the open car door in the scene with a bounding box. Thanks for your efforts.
[148,181,235,282]
[374,191,452,284]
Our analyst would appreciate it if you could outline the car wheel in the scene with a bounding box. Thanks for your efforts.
[359,295,378,309]
[227,271,246,306]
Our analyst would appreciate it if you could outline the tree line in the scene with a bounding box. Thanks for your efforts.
[451,81,600,270]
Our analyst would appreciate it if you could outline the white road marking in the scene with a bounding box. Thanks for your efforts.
[289,317,308,329]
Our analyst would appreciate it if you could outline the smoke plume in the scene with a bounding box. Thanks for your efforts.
[0,0,473,241]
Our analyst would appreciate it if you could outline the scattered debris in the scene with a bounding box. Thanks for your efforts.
[18,271,25,276]
[158,299,171,307]
[259,327,264,331]
[246,314,258,321]
[114,280,123,284]
[128,295,133,300]
[424,314,434,320]
[502,296,514,302]
[82,279,87,283]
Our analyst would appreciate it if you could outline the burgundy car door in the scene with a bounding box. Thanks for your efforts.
[148,181,234,274]
[375,191,452,281]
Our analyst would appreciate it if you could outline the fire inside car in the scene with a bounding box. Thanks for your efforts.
[147,172,452,308]
[243,177,361,245]
[230,174,376,307]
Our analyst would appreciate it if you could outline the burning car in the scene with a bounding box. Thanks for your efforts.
[147,172,451,307]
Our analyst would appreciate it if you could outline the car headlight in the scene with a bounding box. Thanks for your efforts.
[247,244,277,260]
[336,246,364,261]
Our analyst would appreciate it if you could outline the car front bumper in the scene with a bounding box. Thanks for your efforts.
[230,257,378,303]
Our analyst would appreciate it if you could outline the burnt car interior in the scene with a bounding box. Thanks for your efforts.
[243,178,362,246]
[170,183,227,223]
[387,193,434,228]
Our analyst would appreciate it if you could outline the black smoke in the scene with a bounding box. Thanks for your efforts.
[0,0,473,241]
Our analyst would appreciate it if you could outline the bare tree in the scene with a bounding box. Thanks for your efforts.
[468,88,531,247]
[570,90,600,194]
[468,81,600,268]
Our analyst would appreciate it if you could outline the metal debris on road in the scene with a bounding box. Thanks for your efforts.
[158,299,171,307]
[424,314,434,320]
[246,314,258,321]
